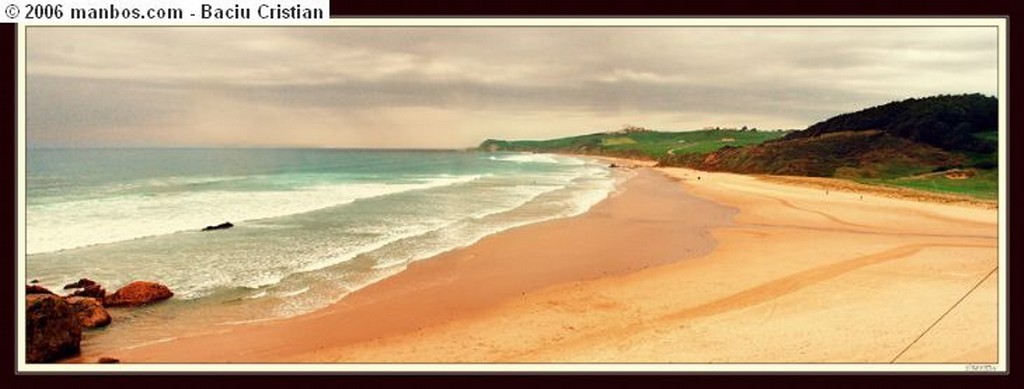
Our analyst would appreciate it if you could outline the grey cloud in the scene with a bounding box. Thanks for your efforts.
[25,25,999,148]
[28,75,186,141]
[221,75,878,121]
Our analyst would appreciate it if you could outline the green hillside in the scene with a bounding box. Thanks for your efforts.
[658,94,999,200]
[478,94,998,200]
[479,127,787,160]
[661,130,963,177]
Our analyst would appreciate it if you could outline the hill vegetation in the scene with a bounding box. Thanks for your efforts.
[479,125,787,160]
[785,93,997,153]
[661,130,964,178]
[658,94,999,199]
[478,94,999,200]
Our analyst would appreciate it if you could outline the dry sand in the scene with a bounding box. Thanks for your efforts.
[95,167,999,364]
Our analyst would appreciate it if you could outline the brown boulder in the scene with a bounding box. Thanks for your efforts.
[26,285,54,295]
[65,296,112,329]
[70,284,107,300]
[26,294,81,363]
[63,278,98,290]
[104,281,173,307]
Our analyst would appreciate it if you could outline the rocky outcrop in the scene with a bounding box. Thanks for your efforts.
[104,281,173,307]
[65,296,112,329]
[202,222,234,231]
[70,284,106,300]
[63,278,98,290]
[26,285,54,295]
[944,169,976,180]
[26,294,81,363]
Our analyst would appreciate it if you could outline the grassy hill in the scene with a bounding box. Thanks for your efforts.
[478,94,998,200]
[661,130,964,177]
[479,127,787,160]
[659,94,999,200]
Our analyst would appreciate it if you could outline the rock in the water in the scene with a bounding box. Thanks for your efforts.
[26,294,81,363]
[70,284,107,300]
[30,279,40,284]
[63,278,98,290]
[104,281,173,307]
[26,285,54,295]
[202,222,234,231]
[98,357,120,364]
[65,296,112,329]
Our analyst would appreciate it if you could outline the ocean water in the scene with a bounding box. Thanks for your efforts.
[25,148,618,350]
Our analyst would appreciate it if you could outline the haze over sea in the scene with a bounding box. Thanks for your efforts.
[26,148,617,350]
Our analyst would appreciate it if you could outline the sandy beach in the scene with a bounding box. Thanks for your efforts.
[85,165,999,364]
[24,24,1004,372]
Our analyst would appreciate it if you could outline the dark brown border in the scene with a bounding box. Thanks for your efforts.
[1,17,18,380]
[2,18,15,385]
[327,0,1013,16]
[4,0,1019,384]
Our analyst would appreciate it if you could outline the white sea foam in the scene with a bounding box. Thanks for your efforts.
[214,317,280,326]
[296,223,446,273]
[367,170,615,272]
[234,272,289,291]
[26,174,481,254]
[268,265,408,319]
[27,152,620,327]
[277,286,310,298]
[128,175,249,189]
[123,336,178,350]
[243,290,269,300]
[488,153,585,165]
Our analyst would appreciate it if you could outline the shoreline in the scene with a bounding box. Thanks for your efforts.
[80,167,737,362]
[303,167,997,363]
[70,158,998,364]
[571,151,994,209]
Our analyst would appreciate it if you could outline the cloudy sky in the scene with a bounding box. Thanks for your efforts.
[27,25,998,148]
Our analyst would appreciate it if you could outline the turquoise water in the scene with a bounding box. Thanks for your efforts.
[25,148,617,349]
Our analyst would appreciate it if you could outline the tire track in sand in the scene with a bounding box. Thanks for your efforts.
[761,193,875,230]
[659,242,992,323]
[506,241,995,361]
[749,186,993,231]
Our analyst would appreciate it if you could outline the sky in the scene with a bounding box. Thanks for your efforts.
[26,25,999,148]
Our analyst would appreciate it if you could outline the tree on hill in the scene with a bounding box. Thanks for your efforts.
[786,93,997,153]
